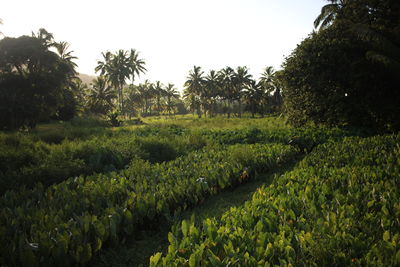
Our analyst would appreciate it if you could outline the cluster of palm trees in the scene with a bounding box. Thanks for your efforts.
[124,81,181,117]
[183,66,282,118]
[83,49,183,117]
[86,76,181,117]
[94,49,146,115]
[87,49,283,118]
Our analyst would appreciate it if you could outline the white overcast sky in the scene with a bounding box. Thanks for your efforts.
[1,0,325,90]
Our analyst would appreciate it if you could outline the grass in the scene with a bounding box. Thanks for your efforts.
[91,158,301,267]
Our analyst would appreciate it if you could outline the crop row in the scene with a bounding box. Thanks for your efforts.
[0,131,206,194]
[0,124,351,194]
[152,134,400,266]
[0,143,299,266]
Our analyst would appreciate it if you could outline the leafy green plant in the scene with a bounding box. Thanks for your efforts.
[153,134,400,266]
[107,110,122,127]
[0,143,298,265]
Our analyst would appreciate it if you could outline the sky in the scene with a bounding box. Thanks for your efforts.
[1,0,325,90]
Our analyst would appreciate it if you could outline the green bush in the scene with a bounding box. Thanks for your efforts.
[0,143,299,266]
[153,134,400,266]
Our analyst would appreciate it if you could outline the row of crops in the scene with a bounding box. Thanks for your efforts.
[0,124,349,194]
[150,134,400,266]
[0,142,300,266]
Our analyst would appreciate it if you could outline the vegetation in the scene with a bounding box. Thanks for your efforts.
[0,142,299,266]
[152,134,400,266]
[1,1,399,266]
[0,29,79,130]
[281,0,400,131]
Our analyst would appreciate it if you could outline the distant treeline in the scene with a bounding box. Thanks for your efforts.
[0,0,399,131]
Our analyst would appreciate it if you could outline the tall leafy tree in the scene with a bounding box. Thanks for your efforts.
[54,41,78,78]
[128,49,146,85]
[95,50,132,115]
[244,80,265,118]
[87,77,116,115]
[218,66,234,118]
[232,66,252,117]
[184,66,205,118]
[314,0,346,30]
[153,81,165,114]
[0,33,71,129]
[204,70,221,117]
[31,28,54,48]
[164,83,180,116]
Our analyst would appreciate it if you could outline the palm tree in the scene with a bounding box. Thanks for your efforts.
[204,70,221,117]
[184,66,205,118]
[350,24,400,73]
[260,66,282,113]
[164,83,180,116]
[32,28,54,48]
[232,66,252,117]
[95,52,112,76]
[54,41,78,80]
[244,80,264,118]
[153,81,165,114]
[70,78,87,113]
[260,66,276,94]
[137,80,155,116]
[87,77,116,114]
[218,66,234,118]
[314,0,346,30]
[95,50,130,115]
[128,49,147,85]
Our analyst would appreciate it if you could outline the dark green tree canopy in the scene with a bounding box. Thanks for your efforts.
[0,34,72,129]
[282,0,400,131]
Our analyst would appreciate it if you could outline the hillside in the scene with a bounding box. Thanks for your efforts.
[78,73,96,86]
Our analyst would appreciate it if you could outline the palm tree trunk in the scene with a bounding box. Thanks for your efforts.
[227,99,232,118]
[238,98,242,118]
[120,85,124,116]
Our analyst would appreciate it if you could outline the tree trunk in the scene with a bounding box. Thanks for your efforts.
[120,85,124,115]
[238,98,242,118]
[227,99,232,118]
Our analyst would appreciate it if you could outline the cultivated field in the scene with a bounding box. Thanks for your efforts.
[0,115,398,266]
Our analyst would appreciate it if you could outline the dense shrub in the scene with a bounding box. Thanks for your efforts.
[153,134,400,266]
[0,143,299,266]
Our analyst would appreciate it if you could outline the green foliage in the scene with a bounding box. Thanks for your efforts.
[155,134,400,266]
[282,0,400,131]
[0,143,298,265]
[107,110,122,127]
[0,117,349,193]
[0,129,199,193]
[0,35,72,130]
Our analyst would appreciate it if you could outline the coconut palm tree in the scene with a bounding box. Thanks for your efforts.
[153,81,165,114]
[136,80,155,116]
[244,80,264,118]
[54,41,78,80]
[128,49,146,85]
[32,28,54,48]
[87,77,116,114]
[218,66,234,118]
[204,70,221,117]
[260,66,275,87]
[95,52,112,76]
[164,83,180,116]
[184,66,205,118]
[232,66,252,117]
[314,0,346,30]
[95,50,131,115]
